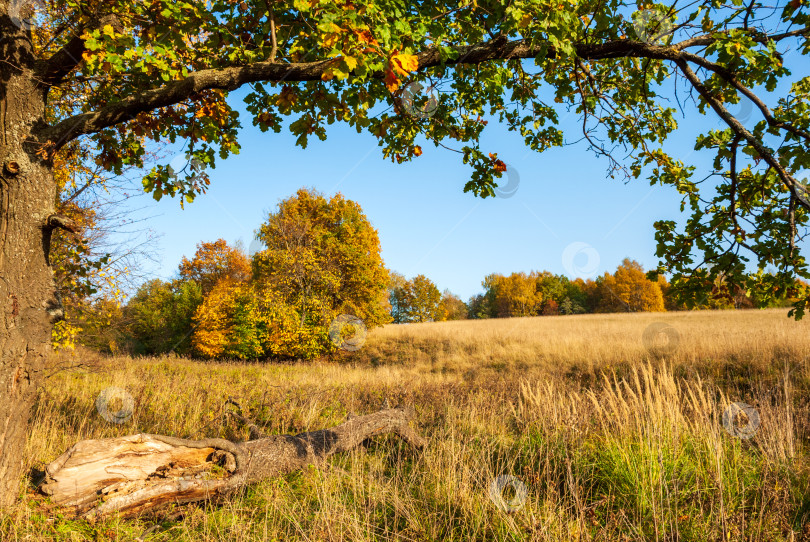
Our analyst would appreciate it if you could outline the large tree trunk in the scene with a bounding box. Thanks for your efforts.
[40,407,426,518]
[0,8,60,507]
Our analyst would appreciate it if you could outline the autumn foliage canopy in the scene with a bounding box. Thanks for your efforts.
[124,189,389,360]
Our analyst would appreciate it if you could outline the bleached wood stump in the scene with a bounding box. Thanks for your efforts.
[41,407,425,518]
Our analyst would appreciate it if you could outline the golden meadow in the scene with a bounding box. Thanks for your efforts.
[6,308,810,541]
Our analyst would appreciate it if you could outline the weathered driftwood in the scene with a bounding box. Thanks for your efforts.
[40,406,425,518]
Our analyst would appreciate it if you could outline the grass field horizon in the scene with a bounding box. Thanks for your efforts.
[8,308,810,541]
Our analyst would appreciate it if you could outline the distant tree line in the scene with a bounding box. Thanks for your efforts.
[389,258,802,323]
[73,190,804,359]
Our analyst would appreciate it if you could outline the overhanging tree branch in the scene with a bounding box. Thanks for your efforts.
[42,38,685,149]
[675,59,810,211]
[678,50,810,143]
[39,28,808,187]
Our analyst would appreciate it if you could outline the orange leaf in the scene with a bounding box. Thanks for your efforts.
[356,29,378,46]
[384,68,400,92]
[490,153,507,173]
[391,53,419,78]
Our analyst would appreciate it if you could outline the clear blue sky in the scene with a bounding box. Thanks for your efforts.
[130,64,804,301]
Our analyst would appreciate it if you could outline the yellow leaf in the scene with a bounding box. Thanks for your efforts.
[343,56,358,71]
[324,34,340,48]
[391,53,419,77]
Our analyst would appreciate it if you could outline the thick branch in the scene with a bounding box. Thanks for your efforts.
[40,406,424,518]
[39,26,809,151]
[37,14,122,87]
[42,38,681,148]
[45,214,77,233]
[679,51,810,143]
[676,59,810,211]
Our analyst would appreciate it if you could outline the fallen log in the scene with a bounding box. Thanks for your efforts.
[40,406,425,518]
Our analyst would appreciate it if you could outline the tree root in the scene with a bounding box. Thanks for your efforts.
[40,406,424,519]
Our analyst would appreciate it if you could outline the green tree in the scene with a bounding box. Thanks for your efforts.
[467,294,490,319]
[535,271,566,305]
[1,0,809,507]
[559,297,575,315]
[563,279,590,314]
[536,271,590,314]
[126,279,203,355]
[390,274,442,323]
[387,271,408,320]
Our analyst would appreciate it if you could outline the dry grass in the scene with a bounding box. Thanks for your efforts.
[5,309,810,541]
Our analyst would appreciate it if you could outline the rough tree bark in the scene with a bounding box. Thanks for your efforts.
[40,406,426,518]
[0,7,64,507]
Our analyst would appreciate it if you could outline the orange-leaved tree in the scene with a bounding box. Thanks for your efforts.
[179,239,251,296]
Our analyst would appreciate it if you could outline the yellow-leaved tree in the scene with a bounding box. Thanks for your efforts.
[596,259,666,312]
[192,189,389,360]
[483,272,543,317]
[191,280,310,360]
[253,189,389,329]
